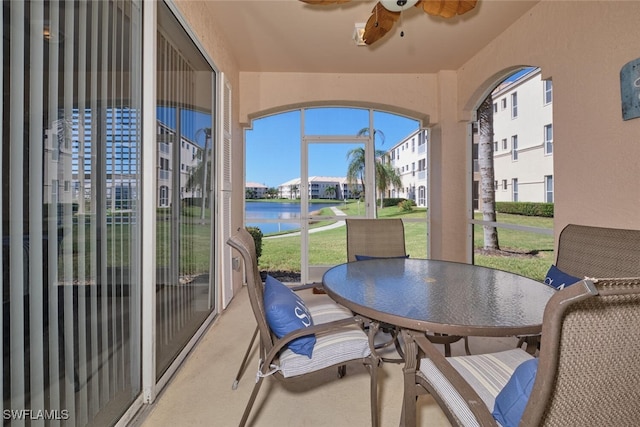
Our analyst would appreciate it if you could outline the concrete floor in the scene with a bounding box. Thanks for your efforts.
[131,286,520,427]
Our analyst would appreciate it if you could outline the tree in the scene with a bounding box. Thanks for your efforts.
[346,146,402,209]
[376,157,402,208]
[266,187,279,199]
[324,186,336,199]
[186,127,211,220]
[478,95,500,250]
[289,184,299,199]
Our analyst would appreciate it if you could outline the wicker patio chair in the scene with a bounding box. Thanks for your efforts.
[555,224,640,278]
[402,277,640,427]
[518,223,640,351]
[346,218,467,358]
[228,227,379,427]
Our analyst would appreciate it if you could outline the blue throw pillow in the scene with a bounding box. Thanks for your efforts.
[354,254,410,261]
[263,275,316,358]
[544,264,580,290]
[492,358,539,427]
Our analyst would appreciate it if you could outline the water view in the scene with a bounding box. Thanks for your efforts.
[245,201,342,235]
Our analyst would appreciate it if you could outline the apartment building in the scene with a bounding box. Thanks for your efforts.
[491,68,554,203]
[245,182,268,199]
[277,177,361,200]
[385,129,429,207]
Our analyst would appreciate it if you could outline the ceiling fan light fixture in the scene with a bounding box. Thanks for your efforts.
[379,0,419,12]
[353,22,366,46]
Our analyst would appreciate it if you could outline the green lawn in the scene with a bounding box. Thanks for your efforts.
[260,205,554,281]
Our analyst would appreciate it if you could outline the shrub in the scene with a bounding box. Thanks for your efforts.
[399,199,415,212]
[246,226,263,259]
[381,198,408,208]
[495,202,554,217]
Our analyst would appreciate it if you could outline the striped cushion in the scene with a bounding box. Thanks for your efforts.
[279,302,370,377]
[419,349,534,427]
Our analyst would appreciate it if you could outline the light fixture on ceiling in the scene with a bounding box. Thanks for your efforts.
[353,23,366,46]
[379,0,419,12]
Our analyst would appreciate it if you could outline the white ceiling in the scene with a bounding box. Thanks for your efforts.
[205,0,540,74]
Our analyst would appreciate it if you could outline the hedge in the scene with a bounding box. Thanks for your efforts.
[246,226,263,259]
[495,201,554,217]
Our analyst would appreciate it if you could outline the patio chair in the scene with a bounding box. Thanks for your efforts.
[227,227,379,427]
[346,218,467,358]
[518,223,640,351]
[402,277,640,427]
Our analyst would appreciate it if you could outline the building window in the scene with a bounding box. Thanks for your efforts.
[545,175,554,203]
[502,179,508,190]
[494,180,498,191]
[511,135,518,161]
[493,102,498,113]
[493,141,498,151]
[511,92,518,118]
[501,98,507,110]
[544,80,553,105]
[502,138,507,150]
[544,124,553,154]
[512,178,519,201]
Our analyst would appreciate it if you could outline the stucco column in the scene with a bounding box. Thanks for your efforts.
[429,71,469,262]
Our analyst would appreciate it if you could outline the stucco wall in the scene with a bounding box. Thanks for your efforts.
[239,72,436,127]
[459,0,640,239]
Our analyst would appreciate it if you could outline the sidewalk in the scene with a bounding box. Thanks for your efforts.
[265,206,346,239]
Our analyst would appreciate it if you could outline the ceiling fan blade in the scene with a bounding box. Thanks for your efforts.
[457,0,478,15]
[299,0,351,4]
[363,2,400,45]
[419,0,477,18]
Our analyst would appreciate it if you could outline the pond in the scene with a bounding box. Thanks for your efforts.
[245,201,342,235]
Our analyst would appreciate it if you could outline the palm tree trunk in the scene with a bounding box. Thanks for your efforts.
[478,95,500,250]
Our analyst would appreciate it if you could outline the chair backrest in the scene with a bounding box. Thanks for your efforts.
[521,277,640,426]
[345,218,406,262]
[556,224,640,278]
[227,227,275,357]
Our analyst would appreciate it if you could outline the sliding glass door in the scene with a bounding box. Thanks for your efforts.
[155,2,216,378]
[2,1,142,425]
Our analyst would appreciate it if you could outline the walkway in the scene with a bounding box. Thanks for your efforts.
[265,206,346,239]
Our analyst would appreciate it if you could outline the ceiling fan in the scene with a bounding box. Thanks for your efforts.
[300,0,478,45]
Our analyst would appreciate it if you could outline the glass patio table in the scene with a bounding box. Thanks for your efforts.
[322,257,556,426]
[322,258,555,337]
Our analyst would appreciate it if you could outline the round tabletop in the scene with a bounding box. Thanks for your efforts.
[322,258,557,337]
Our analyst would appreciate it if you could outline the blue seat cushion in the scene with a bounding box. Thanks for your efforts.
[263,275,316,357]
[544,264,580,290]
[354,254,409,261]
[492,358,539,427]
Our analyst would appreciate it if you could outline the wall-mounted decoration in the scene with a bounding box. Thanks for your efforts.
[620,57,640,121]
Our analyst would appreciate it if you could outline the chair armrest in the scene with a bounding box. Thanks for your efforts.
[290,282,323,292]
[264,316,366,366]
[408,331,498,426]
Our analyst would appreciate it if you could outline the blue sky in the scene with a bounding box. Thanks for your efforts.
[245,108,419,188]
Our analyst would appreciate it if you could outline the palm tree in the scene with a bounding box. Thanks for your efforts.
[324,186,336,199]
[346,147,402,209]
[266,187,279,199]
[356,127,385,146]
[478,95,500,250]
[185,127,211,220]
[289,184,299,199]
[376,157,402,209]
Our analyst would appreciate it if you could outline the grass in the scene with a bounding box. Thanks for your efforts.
[260,205,554,281]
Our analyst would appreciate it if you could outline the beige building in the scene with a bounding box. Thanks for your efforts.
[491,68,554,203]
